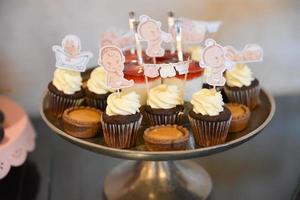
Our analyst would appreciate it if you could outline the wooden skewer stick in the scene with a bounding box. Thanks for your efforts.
[133,21,149,95]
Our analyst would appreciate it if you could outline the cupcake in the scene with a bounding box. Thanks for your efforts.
[188,88,232,147]
[85,67,115,111]
[101,91,142,149]
[224,64,260,110]
[144,84,184,126]
[48,68,84,116]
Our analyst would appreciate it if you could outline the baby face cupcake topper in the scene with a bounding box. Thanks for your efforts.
[137,15,172,57]
[99,45,134,90]
[201,39,233,87]
[52,34,93,72]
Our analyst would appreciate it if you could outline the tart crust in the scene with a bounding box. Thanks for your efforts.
[62,106,102,138]
[225,103,251,132]
[143,125,189,151]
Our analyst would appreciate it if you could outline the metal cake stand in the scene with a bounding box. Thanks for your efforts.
[40,89,275,200]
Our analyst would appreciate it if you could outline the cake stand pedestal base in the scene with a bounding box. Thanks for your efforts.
[104,160,212,200]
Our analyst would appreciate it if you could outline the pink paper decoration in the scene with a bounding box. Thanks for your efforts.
[174,62,189,75]
[100,29,135,50]
[99,45,134,89]
[52,34,93,72]
[225,44,263,63]
[160,64,176,78]
[143,65,160,78]
[137,15,172,57]
[201,39,233,87]
[170,18,222,44]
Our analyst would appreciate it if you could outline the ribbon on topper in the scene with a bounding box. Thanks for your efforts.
[52,35,93,72]
[170,18,222,44]
[201,39,234,87]
[143,61,190,78]
[137,15,172,57]
[99,45,134,89]
[225,44,263,63]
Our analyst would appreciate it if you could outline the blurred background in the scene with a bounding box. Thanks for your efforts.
[0,0,299,116]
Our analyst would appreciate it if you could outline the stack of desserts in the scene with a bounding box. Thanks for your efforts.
[46,14,261,151]
[47,61,260,150]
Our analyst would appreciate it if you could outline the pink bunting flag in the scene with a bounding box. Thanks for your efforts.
[170,18,222,44]
[225,44,263,63]
[100,29,135,51]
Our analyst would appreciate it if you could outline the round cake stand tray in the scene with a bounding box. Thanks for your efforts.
[40,89,275,200]
[0,96,36,179]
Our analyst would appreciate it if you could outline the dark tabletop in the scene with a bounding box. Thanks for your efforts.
[1,95,300,200]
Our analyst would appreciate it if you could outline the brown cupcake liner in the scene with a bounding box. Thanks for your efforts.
[101,115,142,149]
[85,90,111,111]
[224,84,260,110]
[48,90,84,116]
[144,111,184,126]
[85,97,108,112]
[188,115,231,147]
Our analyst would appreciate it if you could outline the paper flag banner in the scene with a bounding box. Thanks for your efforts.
[98,45,134,89]
[52,35,93,72]
[170,18,222,44]
[174,62,189,75]
[225,44,263,63]
[100,28,135,51]
[143,61,190,78]
[137,15,172,57]
[160,64,176,78]
[201,39,233,87]
[144,65,160,78]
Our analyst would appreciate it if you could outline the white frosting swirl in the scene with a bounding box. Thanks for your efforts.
[225,64,254,87]
[52,68,82,95]
[106,91,141,116]
[87,66,115,94]
[191,88,224,116]
[147,84,183,109]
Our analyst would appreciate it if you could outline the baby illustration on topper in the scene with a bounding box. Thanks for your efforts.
[52,34,93,72]
[137,15,172,57]
[99,45,134,89]
[201,39,233,86]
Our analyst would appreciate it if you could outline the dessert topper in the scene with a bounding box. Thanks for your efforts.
[99,45,134,90]
[201,39,233,87]
[170,18,222,44]
[137,15,172,57]
[143,61,190,78]
[100,28,135,51]
[52,34,93,72]
[225,44,263,63]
